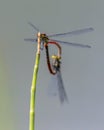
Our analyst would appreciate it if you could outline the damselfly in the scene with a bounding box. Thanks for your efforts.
[24,22,94,49]
[45,43,68,103]
[24,22,94,103]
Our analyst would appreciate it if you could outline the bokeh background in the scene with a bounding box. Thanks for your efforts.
[0,0,104,130]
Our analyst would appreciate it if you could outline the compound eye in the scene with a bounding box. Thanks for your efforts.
[41,34,44,36]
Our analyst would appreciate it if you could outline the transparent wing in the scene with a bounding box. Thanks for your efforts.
[48,71,68,103]
[24,38,37,42]
[48,27,94,38]
[28,22,39,32]
[50,39,91,48]
[56,70,68,104]
[48,74,59,97]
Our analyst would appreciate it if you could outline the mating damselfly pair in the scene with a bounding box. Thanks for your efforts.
[24,22,94,103]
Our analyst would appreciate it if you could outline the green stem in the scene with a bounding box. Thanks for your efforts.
[29,32,41,130]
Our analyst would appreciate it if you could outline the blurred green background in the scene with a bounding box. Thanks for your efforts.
[0,0,104,130]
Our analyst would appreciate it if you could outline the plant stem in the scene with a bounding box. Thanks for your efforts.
[29,32,41,130]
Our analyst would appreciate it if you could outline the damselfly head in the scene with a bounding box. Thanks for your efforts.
[41,33,47,37]
[52,55,61,60]
[39,33,49,43]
